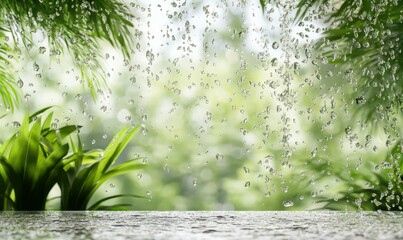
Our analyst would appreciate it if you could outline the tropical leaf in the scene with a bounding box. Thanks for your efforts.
[8,116,41,187]
[0,110,74,210]
[97,125,140,177]
[29,106,54,122]
[62,125,146,210]
[0,156,11,210]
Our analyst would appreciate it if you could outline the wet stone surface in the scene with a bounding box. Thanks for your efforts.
[0,211,402,239]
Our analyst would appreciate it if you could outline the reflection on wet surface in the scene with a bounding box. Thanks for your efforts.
[0,211,402,239]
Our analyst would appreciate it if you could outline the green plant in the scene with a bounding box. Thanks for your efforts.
[0,108,146,211]
[261,0,402,211]
[60,125,147,210]
[0,108,75,210]
[262,0,402,121]
[0,160,11,210]
[305,142,402,211]
[0,0,134,109]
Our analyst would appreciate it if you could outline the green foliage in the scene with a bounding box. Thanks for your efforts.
[0,110,73,210]
[262,0,403,121]
[61,125,147,210]
[306,142,402,211]
[0,108,146,211]
[0,30,19,111]
[0,0,134,108]
[261,0,402,212]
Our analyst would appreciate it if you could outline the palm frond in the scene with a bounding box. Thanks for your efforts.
[0,0,134,105]
[0,29,19,111]
[314,0,403,122]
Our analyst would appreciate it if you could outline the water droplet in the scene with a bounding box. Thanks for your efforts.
[141,126,148,135]
[109,183,115,188]
[17,79,24,88]
[355,96,366,104]
[244,181,251,188]
[243,166,250,174]
[353,42,361,48]
[33,62,39,71]
[345,127,352,135]
[215,153,224,160]
[283,200,294,207]
[12,121,21,128]
[272,41,279,49]
[193,178,198,187]
[141,114,148,121]
[38,46,46,54]
[311,147,317,157]
[271,58,278,66]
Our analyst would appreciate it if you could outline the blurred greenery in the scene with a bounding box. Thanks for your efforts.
[0,1,402,211]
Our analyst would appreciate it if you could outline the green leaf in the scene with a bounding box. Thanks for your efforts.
[98,125,140,176]
[0,156,20,197]
[87,159,147,205]
[259,0,266,12]
[29,106,53,123]
[93,204,133,211]
[88,194,146,210]
[9,116,41,185]
[67,162,100,210]
[64,125,144,210]
[35,143,69,192]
